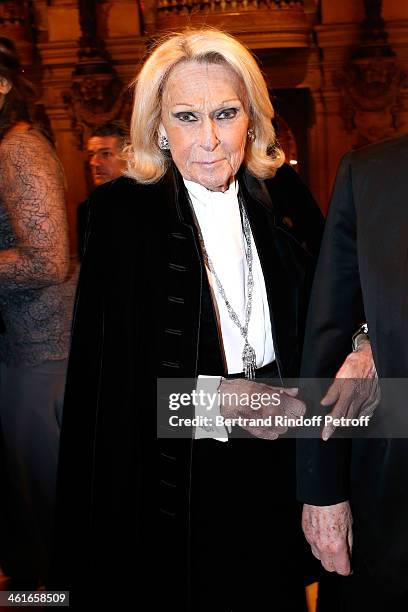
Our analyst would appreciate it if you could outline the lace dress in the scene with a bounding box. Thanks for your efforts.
[0,128,77,366]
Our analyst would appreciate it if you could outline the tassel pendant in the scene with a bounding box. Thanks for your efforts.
[242,341,256,379]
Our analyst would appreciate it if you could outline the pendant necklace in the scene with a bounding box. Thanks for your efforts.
[191,194,257,379]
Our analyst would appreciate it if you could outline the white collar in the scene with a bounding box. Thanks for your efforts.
[183,177,238,206]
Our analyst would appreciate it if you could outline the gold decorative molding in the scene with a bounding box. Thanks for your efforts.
[61,76,132,147]
[0,0,34,63]
[58,0,134,148]
[334,0,408,146]
[155,0,311,48]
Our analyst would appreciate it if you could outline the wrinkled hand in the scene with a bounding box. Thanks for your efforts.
[218,378,305,440]
[302,502,353,575]
[321,340,380,440]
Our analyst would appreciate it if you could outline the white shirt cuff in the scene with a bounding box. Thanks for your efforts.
[194,375,229,442]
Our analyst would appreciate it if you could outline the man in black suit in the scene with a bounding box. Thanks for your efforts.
[297,135,408,610]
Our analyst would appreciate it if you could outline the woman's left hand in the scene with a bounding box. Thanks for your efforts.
[218,378,306,440]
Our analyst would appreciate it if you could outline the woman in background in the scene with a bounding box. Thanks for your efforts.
[0,38,76,588]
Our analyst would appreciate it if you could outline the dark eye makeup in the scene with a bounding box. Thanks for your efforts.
[173,107,240,122]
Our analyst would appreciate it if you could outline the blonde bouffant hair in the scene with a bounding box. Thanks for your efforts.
[126,28,284,183]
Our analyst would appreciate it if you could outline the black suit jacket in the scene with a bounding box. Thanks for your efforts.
[52,163,323,605]
[297,134,408,596]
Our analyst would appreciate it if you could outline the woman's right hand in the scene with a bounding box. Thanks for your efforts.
[218,378,306,440]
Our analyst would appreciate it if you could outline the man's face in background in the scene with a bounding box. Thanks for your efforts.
[87,135,126,186]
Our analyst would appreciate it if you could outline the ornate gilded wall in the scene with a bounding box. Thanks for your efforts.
[1,0,408,254]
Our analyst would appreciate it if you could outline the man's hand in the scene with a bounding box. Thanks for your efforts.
[321,339,380,440]
[218,378,305,440]
[302,502,353,575]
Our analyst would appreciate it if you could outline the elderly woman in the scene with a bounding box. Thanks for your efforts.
[53,29,324,609]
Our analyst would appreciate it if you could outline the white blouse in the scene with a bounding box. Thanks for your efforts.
[184,177,275,374]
